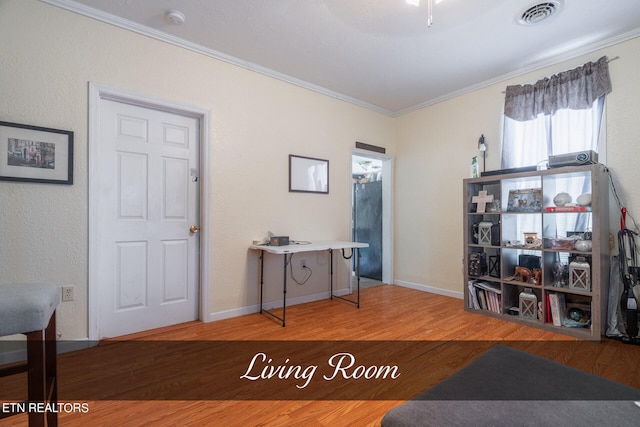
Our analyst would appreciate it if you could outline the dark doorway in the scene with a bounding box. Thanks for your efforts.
[352,156,383,281]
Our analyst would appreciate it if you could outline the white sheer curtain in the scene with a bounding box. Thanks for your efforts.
[502,97,605,169]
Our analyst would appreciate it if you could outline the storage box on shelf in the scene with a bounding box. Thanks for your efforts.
[463,164,609,340]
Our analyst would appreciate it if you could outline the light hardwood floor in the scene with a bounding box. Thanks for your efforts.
[2,284,639,426]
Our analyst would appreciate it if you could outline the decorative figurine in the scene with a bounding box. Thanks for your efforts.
[553,192,572,206]
[574,240,592,252]
[532,268,542,285]
[552,262,567,287]
[524,232,538,245]
[472,190,494,213]
[515,266,532,283]
[576,193,592,206]
[513,265,541,285]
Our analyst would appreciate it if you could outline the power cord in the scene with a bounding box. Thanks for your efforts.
[288,254,312,285]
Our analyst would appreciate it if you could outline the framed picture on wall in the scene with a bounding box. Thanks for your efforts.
[289,154,329,194]
[0,121,73,185]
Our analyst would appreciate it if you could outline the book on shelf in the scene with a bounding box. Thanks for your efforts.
[545,206,590,212]
[468,281,481,310]
[548,292,566,327]
[489,291,497,312]
[469,280,502,314]
[478,289,488,311]
[473,281,501,294]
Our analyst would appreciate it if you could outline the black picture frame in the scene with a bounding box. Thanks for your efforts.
[289,154,329,194]
[0,121,73,185]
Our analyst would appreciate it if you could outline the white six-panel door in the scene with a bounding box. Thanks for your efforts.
[96,99,199,338]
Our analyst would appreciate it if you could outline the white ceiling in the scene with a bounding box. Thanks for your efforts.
[45,0,640,115]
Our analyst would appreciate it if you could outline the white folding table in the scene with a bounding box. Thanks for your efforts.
[249,240,369,326]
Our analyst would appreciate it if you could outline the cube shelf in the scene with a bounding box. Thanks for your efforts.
[463,164,609,340]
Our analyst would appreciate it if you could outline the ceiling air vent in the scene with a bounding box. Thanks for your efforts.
[518,1,562,25]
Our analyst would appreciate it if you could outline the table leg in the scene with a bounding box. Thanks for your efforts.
[259,251,286,326]
[356,248,361,308]
[330,248,360,308]
[330,249,334,299]
[282,254,287,327]
[259,250,264,314]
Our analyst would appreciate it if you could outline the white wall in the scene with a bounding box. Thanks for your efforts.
[0,0,395,339]
[394,36,640,295]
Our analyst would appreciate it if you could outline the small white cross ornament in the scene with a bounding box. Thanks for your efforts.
[472,190,494,213]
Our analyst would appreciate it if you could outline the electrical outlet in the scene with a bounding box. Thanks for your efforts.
[62,285,75,302]
[300,259,307,269]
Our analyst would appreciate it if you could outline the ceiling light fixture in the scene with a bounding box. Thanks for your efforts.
[406,0,444,27]
[166,9,186,25]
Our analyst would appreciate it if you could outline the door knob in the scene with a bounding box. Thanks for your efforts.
[189,225,200,233]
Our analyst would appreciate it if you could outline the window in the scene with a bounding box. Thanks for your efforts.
[501,56,611,169]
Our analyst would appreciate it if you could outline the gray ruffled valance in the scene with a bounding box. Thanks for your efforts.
[504,56,612,121]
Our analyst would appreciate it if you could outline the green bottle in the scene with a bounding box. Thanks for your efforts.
[471,156,479,178]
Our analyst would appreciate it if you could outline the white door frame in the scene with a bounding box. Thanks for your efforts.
[88,82,211,341]
[351,148,394,285]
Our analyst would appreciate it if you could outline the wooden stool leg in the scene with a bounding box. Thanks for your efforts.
[45,313,57,427]
[26,330,45,427]
[25,313,57,427]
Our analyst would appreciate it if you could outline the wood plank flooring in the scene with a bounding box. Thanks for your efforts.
[2,284,639,426]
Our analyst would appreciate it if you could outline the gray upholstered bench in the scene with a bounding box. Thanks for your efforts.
[0,283,60,427]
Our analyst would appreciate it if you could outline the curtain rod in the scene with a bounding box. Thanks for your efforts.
[500,56,620,93]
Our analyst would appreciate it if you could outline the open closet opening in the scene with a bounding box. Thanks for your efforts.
[352,154,384,288]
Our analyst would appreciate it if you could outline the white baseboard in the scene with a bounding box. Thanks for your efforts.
[394,280,464,299]
[206,289,351,322]
[206,283,461,323]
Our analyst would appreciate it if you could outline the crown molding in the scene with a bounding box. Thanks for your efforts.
[40,0,395,116]
[41,0,640,118]
[394,28,640,116]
